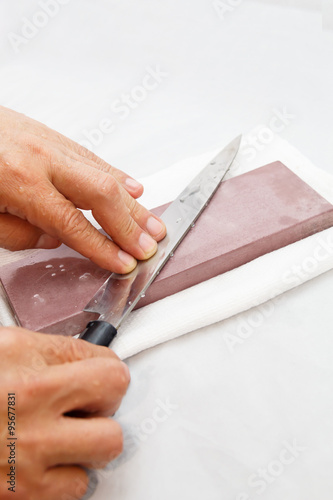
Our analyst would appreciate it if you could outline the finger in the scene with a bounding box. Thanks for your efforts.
[45,416,123,469]
[19,329,121,365]
[108,181,167,243]
[50,160,166,258]
[23,181,138,273]
[43,465,90,500]
[40,129,144,198]
[37,357,130,415]
[69,148,144,199]
[1,153,137,272]
[0,213,60,251]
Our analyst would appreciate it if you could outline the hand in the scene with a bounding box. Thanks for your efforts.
[0,326,130,500]
[0,105,166,273]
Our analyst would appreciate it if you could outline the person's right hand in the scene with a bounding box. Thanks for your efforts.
[0,326,130,500]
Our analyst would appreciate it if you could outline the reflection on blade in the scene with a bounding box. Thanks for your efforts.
[84,234,170,328]
[84,135,242,329]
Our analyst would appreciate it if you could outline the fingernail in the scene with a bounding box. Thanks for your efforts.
[118,250,136,269]
[35,234,61,249]
[146,216,165,237]
[81,468,98,500]
[139,232,157,254]
[125,178,143,190]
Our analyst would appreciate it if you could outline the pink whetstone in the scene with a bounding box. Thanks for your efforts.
[1,161,333,336]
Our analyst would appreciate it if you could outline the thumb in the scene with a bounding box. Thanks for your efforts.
[0,213,60,251]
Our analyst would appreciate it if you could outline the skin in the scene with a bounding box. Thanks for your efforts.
[0,105,167,274]
[0,106,166,498]
[0,327,130,500]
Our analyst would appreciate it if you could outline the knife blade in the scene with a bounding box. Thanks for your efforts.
[79,135,242,346]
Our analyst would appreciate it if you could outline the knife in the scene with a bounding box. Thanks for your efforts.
[79,135,242,346]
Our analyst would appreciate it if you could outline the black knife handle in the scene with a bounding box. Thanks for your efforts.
[80,321,117,346]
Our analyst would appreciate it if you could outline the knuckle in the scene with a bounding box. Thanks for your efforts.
[107,360,130,398]
[129,202,143,223]
[18,375,47,410]
[93,359,130,401]
[119,219,133,240]
[79,231,113,262]
[78,144,95,159]
[25,373,47,396]
[0,167,31,200]
[78,144,111,171]
[117,363,131,391]
[63,337,91,362]
[0,327,25,352]
[24,135,48,159]
[116,212,136,240]
[88,232,111,255]
[40,337,64,362]
[95,174,118,199]
[59,205,90,239]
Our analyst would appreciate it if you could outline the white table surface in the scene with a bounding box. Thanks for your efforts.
[0,1,333,499]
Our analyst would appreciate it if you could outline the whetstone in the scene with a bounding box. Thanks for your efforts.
[1,161,333,335]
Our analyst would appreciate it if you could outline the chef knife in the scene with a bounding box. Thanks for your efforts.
[79,135,242,346]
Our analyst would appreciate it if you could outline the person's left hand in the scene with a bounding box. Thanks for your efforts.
[0,105,166,273]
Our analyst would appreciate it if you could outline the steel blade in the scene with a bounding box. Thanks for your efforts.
[84,135,242,329]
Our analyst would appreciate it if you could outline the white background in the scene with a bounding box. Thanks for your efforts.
[0,0,332,180]
[0,2,333,499]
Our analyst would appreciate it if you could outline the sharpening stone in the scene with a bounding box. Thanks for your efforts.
[1,161,333,336]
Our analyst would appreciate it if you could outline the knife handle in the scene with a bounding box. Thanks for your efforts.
[80,321,117,346]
